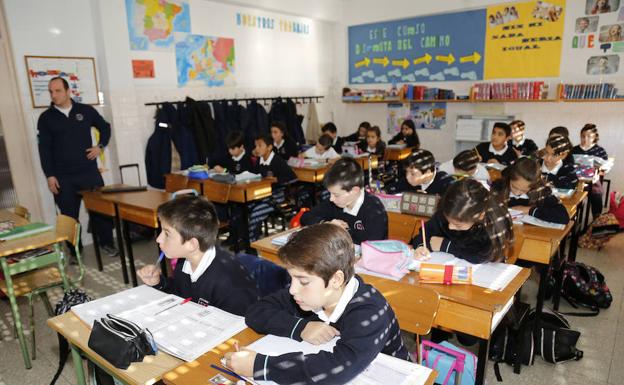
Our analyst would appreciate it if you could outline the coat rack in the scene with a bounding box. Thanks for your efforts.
[144,95,324,107]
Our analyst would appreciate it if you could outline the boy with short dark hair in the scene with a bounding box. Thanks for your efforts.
[300,158,387,243]
[475,122,517,165]
[224,224,410,383]
[386,149,454,195]
[136,195,259,316]
[321,122,344,154]
[438,149,490,185]
[213,131,253,174]
[252,134,297,184]
[302,134,339,160]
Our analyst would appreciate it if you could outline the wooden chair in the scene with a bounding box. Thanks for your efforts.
[0,214,85,361]
[13,205,31,221]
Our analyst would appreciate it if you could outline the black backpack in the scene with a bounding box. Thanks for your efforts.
[490,306,583,381]
[558,261,612,316]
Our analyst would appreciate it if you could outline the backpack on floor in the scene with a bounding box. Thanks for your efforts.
[558,261,612,316]
[578,213,620,249]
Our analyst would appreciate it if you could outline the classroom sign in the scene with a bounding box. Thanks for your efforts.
[348,10,487,84]
[484,0,566,78]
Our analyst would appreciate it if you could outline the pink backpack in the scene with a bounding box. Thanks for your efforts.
[359,240,411,279]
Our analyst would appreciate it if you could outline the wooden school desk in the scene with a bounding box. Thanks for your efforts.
[384,146,413,161]
[161,328,437,385]
[0,210,69,368]
[47,312,183,385]
[252,229,530,385]
[164,173,203,194]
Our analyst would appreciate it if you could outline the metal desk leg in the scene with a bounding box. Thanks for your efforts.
[70,344,87,385]
[533,261,552,350]
[0,258,31,369]
[113,205,130,284]
[122,219,138,287]
[88,211,103,271]
[552,240,568,311]
[475,337,489,385]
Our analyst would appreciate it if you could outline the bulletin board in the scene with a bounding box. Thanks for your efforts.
[25,55,100,108]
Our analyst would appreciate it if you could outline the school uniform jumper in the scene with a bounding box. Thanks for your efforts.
[510,138,538,157]
[300,191,388,244]
[357,140,386,157]
[246,275,410,385]
[330,136,345,154]
[475,142,518,166]
[389,133,418,148]
[541,160,579,190]
[154,247,259,316]
[222,150,253,174]
[385,170,454,196]
[274,138,299,161]
[412,212,493,264]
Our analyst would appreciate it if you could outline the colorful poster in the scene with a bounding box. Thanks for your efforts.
[125,0,191,51]
[387,103,409,135]
[132,60,155,78]
[175,34,235,87]
[410,102,446,130]
[484,0,566,79]
[348,10,486,84]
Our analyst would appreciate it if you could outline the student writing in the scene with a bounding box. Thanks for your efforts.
[321,122,344,154]
[213,131,253,174]
[301,134,340,160]
[386,149,454,195]
[438,149,490,187]
[388,119,420,148]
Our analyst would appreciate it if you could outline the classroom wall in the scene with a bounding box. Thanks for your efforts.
[334,0,624,193]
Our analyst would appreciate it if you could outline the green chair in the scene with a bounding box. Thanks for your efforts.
[0,214,85,366]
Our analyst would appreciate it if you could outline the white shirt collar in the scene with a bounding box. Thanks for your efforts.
[314,276,359,323]
[580,143,595,152]
[343,190,365,216]
[513,137,525,146]
[509,191,529,200]
[181,247,216,283]
[259,151,275,166]
[489,143,509,156]
[274,140,284,149]
[420,170,436,192]
[232,149,246,162]
[54,104,72,117]
[366,146,377,153]
[542,159,563,175]
[332,136,338,146]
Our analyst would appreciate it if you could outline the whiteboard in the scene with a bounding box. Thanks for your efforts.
[25,56,100,108]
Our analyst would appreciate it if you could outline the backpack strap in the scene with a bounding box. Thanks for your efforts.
[560,294,600,317]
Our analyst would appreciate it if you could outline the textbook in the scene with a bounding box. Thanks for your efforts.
[247,335,433,385]
[0,222,53,241]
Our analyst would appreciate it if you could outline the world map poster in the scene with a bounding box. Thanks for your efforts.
[125,0,191,51]
[175,34,235,87]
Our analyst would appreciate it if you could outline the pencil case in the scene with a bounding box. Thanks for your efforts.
[360,240,412,278]
[419,263,472,285]
[88,314,156,369]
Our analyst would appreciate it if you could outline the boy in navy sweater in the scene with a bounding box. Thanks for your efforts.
[225,224,410,384]
[300,158,387,244]
[137,195,259,316]
[510,120,538,158]
[386,149,454,195]
[213,131,253,175]
[252,134,297,184]
[541,134,578,190]
[475,122,518,166]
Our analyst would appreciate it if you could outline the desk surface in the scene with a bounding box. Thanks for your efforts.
[0,210,67,258]
[385,147,413,161]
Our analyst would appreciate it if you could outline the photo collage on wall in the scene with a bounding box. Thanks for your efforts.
[574,0,623,75]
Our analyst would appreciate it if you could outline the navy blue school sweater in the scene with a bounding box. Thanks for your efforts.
[571,144,608,160]
[508,194,569,225]
[510,138,538,157]
[154,247,259,316]
[300,192,388,244]
[274,138,299,161]
[245,275,410,384]
[475,142,518,166]
[389,132,419,148]
[223,152,253,174]
[37,101,111,177]
[541,161,579,190]
[385,170,454,196]
[331,136,345,154]
[253,153,297,185]
[358,140,386,157]
[411,212,493,264]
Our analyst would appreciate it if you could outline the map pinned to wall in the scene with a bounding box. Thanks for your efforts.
[125,0,191,51]
[175,35,235,87]
[348,10,486,84]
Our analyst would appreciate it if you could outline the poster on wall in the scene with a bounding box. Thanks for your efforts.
[175,35,235,87]
[348,10,487,84]
[25,56,99,108]
[483,0,566,79]
[125,0,191,51]
[410,102,446,130]
[387,103,409,135]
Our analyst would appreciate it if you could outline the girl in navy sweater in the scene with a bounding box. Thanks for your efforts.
[492,157,570,224]
[572,123,609,218]
[541,134,578,190]
[389,119,420,148]
[271,120,299,160]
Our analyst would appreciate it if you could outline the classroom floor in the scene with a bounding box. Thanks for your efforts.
[0,230,623,385]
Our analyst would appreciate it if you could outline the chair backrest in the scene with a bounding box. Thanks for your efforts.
[14,205,31,221]
[56,214,85,286]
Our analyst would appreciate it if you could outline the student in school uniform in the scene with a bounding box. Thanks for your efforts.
[509,120,538,158]
[321,122,344,154]
[358,125,386,157]
[572,123,609,218]
[271,120,299,161]
[136,195,259,316]
[386,149,454,195]
[475,122,518,166]
[300,158,387,244]
[412,178,514,264]
[491,157,570,225]
[541,134,579,190]
[224,224,410,384]
[301,134,340,160]
[343,121,370,144]
[213,131,253,174]
[438,149,490,187]
[388,119,420,148]
[252,134,297,184]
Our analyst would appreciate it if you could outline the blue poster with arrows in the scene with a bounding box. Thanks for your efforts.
[348,9,486,84]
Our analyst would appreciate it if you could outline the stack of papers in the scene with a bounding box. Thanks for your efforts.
[409,252,522,291]
[387,143,407,149]
[235,171,262,182]
[553,188,575,198]
[247,335,432,385]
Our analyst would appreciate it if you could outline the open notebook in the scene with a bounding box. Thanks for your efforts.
[247,335,432,385]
